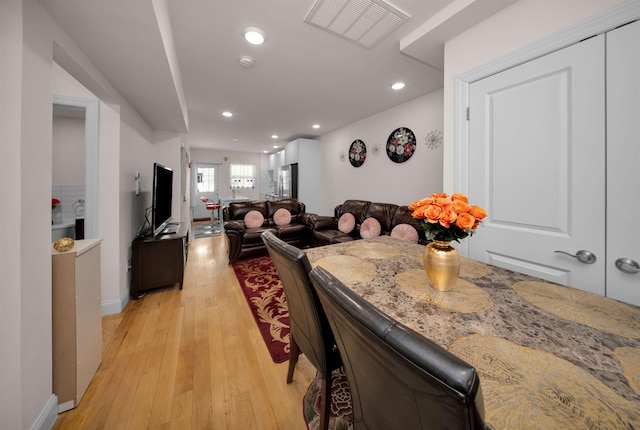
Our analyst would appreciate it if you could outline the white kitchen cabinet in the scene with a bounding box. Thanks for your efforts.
[284,139,299,164]
[268,152,277,170]
[52,238,102,412]
[285,138,322,214]
[271,149,285,170]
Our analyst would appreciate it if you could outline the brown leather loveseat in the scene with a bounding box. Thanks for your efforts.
[306,199,427,247]
[224,198,311,263]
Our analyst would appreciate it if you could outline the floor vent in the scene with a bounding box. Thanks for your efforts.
[304,0,409,49]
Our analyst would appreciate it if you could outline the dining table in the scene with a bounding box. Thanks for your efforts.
[219,195,251,220]
[220,195,251,208]
[305,235,640,429]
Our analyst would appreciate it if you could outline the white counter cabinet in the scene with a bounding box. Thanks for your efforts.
[52,238,102,412]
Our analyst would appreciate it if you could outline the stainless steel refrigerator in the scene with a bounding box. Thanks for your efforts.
[278,163,298,199]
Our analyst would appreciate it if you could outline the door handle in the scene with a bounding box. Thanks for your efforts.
[554,250,597,264]
[615,258,640,274]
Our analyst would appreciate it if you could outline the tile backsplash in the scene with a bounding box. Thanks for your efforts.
[52,184,85,225]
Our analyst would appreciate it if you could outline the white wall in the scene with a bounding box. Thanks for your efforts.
[1,1,27,428]
[1,1,62,427]
[318,90,444,215]
[118,110,156,311]
[0,1,176,426]
[52,64,129,315]
[51,33,186,317]
[151,130,185,224]
[52,116,85,184]
[442,0,622,191]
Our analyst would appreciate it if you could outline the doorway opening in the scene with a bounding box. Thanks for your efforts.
[191,163,220,222]
[52,95,99,239]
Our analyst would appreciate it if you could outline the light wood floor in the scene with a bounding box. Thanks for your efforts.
[53,229,316,429]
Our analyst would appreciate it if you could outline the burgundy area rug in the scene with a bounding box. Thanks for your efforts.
[231,256,290,363]
[303,368,354,430]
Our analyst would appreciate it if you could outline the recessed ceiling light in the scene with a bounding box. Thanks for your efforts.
[222,111,233,117]
[271,135,278,139]
[244,27,265,45]
[392,82,405,90]
[312,124,320,129]
[263,150,268,153]
[273,145,279,148]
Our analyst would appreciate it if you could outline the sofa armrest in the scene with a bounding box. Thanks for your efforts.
[300,213,315,225]
[224,220,245,263]
[308,214,338,231]
[224,220,245,234]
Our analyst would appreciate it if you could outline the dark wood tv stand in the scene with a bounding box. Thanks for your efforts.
[130,222,189,299]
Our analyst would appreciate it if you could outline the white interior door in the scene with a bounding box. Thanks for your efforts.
[607,20,640,306]
[468,35,606,295]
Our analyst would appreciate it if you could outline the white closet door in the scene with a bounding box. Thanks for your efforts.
[468,35,606,295]
[607,20,640,306]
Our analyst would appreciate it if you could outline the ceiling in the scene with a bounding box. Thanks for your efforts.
[41,0,516,153]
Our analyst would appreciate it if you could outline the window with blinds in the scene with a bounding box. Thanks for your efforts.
[229,164,256,189]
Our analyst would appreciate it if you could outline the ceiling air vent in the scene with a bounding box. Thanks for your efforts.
[304,0,409,49]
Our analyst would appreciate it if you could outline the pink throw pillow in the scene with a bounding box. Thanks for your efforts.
[338,213,356,233]
[273,208,292,226]
[390,223,419,244]
[244,210,265,228]
[360,217,381,239]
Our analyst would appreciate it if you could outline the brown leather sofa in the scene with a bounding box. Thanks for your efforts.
[306,199,427,246]
[224,198,311,263]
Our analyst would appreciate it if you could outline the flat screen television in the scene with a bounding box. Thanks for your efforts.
[151,162,173,237]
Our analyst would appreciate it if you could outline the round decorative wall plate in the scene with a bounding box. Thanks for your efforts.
[349,139,366,167]
[386,127,416,163]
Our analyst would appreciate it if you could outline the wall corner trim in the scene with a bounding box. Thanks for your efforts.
[30,395,57,430]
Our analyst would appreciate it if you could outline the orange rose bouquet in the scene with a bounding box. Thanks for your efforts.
[409,193,487,242]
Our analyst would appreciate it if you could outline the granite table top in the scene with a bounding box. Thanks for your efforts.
[305,236,640,430]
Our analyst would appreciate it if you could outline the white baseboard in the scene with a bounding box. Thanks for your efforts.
[30,395,57,430]
[101,290,129,316]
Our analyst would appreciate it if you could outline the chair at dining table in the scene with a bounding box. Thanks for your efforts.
[260,231,342,430]
[200,196,221,226]
[309,265,488,430]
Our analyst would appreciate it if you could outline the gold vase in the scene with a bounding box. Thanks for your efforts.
[423,240,460,291]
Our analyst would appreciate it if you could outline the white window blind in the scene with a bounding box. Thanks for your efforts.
[230,164,256,189]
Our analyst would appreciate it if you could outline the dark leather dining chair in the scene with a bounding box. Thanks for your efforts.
[260,231,342,430]
[309,265,488,430]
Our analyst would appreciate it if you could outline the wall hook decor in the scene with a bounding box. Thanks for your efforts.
[425,130,443,150]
